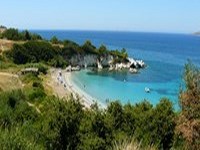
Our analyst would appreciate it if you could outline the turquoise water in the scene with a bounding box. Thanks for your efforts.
[71,69,179,107]
[33,30,200,108]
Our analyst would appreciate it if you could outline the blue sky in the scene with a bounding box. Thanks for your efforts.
[0,0,200,33]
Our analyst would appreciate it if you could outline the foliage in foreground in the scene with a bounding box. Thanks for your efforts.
[113,138,156,150]
[176,62,200,149]
[0,88,176,150]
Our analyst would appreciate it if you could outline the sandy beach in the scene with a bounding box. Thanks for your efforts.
[51,69,105,108]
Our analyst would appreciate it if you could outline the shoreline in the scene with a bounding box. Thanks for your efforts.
[63,71,106,108]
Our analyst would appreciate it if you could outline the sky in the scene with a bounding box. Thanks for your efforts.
[0,0,200,33]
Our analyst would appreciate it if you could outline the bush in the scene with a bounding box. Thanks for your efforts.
[32,81,44,89]
[10,44,31,64]
[40,96,84,149]
[9,41,56,64]
[81,40,98,54]
[1,28,20,40]
[49,55,68,68]
[23,41,55,62]
[0,128,42,150]
[0,90,38,128]
[8,41,69,68]
[21,73,40,84]
[1,28,42,41]
[176,62,200,149]
[0,88,178,149]
[28,88,46,101]
[50,36,59,44]
[38,64,48,74]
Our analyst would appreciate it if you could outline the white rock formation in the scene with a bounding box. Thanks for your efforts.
[97,60,103,69]
[69,54,145,72]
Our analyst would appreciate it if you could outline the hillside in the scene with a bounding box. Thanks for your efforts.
[0,39,25,55]
[0,72,22,91]
[0,28,145,72]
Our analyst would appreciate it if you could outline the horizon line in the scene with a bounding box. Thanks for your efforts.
[22,28,192,35]
[2,25,194,35]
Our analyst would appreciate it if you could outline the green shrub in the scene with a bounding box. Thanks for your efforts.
[0,90,38,128]
[0,128,42,150]
[28,88,46,101]
[50,36,59,44]
[32,81,44,89]
[48,55,68,68]
[38,64,48,74]
[9,41,56,64]
[21,73,40,84]
[1,28,42,41]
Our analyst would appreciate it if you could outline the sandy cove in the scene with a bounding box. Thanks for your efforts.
[50,69,106,108]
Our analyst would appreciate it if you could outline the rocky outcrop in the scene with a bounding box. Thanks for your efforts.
[68,54,145,73]
[70,54,98,67]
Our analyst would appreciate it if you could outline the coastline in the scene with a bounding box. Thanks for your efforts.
[63,71,106,108]
[50,68,106,108]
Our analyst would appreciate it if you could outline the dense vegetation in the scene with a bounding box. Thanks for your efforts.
[5,40,128,68]
[0,28,42,41]
[1,28,128,68]
[0,63,199,149]
[176,63,200,149]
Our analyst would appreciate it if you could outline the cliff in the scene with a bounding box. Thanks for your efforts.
[68,54,145,73]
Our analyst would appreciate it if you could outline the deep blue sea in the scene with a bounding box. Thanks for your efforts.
[32,30,200,108]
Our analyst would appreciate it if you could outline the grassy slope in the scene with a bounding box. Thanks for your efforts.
[0,39,25,55]
[0,39,54,94]
[0,72,22,91]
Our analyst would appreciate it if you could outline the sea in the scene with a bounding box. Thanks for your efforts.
[32,30,200,108]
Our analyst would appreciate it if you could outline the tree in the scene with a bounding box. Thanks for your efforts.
[40,96,84,150]
[24,30,31,40]
[10,44,31,64]
[23,41,55,62]
[82,40,97,54]
[50,36,59,44]
[131,101,153,146]
[31,33,42,40]
[106,101,124,130]
[79,106,113,150]
[120,48,128,59]
[9,41,56,64]
[98,45,107,55]
[176,62,200,149]
[152,98,175,149]
[2,28,20,40]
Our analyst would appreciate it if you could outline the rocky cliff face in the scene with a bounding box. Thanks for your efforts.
[69,54,145,72]
[70,54,113,68]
